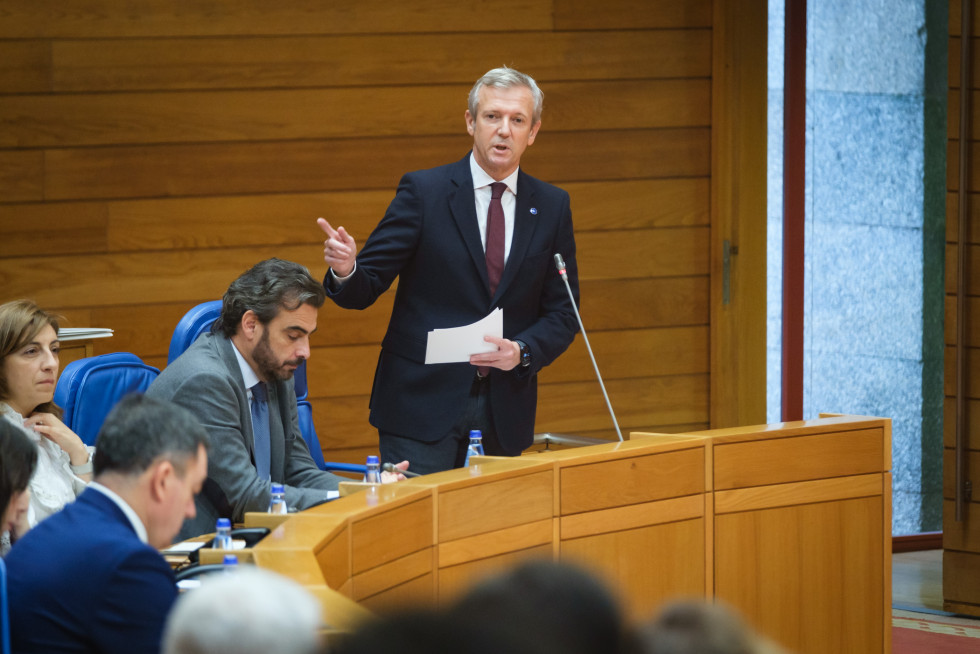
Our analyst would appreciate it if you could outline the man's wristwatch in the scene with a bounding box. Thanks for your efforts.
[514,340,532,368]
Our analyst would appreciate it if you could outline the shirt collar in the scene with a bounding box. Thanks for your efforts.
[231,340,261,391]
[89,482,149,544]
[469,152,519,195]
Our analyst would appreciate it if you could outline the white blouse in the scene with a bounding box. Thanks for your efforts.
[0,402,91,527]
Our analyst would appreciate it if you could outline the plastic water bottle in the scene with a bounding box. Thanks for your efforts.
[223,554,239,571]
[364,455,381,484]
[464,430,485,467]
[213,518,232,549]
[268,482,287,514]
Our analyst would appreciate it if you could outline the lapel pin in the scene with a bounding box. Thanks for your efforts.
[530,208,538,215]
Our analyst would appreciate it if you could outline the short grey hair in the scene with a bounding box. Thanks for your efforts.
[162,567,323,654]
[468,66,544,124]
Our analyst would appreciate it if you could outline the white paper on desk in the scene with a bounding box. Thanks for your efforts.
[424,308,503,364]
[160,541,205,555]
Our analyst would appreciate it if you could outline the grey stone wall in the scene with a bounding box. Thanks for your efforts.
[766,0,946,534]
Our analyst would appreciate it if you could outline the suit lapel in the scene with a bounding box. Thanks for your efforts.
[448,156,490,292]
[214,335,257,458]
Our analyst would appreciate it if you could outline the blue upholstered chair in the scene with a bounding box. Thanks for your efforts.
[0,557,10,654]
[168,301,364,475]
[167,300,222,365]
[53,353,160,446]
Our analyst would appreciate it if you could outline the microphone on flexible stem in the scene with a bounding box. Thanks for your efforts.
[554,253,623,442]
[381,462,421,477]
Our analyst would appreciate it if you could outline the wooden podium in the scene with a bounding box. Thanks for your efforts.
[236,414,891,654]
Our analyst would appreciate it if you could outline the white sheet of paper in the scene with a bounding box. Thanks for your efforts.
[424,308,503,364]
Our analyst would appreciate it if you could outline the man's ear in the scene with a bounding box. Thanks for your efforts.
[527,120,542,146]
[240,310,260,341]
[148,460,175,503]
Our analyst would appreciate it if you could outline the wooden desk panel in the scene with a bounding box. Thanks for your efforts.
[437,544,554,605]
[713,427,885,490]
[560,446,705,514]
[244,415,890,652]
[437,467,554,542]
[714,496,885,654]
[316,524,350,591]
[562,517,706,621]
[351,496,432,575]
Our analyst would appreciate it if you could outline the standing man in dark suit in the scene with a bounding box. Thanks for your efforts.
[6,394,209,654]
[318,66,579,474]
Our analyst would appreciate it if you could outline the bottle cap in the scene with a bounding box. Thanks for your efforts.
[223,555,238,566]
[271,482,285,493]
[469,430,482,439]
[216,518,231,529]
[366,455,379,465]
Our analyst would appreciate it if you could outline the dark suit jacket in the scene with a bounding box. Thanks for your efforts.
[6,488,176,654]
[327,154,579,453]
[146,333,342,539]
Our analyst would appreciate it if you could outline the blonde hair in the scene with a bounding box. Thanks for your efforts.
[0,299,63,417]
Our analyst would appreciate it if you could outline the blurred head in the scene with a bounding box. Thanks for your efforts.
[215,259,325,383]
[0,420,37,535]
[637,600,779,654]
[334,609,530,654]
[0,300,63,417]
[162,567,323,654]
[93,394,210,548]
[449,559,629,654]
[465,67,543,181]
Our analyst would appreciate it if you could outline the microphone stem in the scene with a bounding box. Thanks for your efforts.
[558,272,623,442]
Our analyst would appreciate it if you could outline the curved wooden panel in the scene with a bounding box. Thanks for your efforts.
[242,414,891,653]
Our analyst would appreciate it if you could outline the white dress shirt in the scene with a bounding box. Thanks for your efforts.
[469,152,519,265]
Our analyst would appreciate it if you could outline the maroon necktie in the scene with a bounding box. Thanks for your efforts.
[479,182,507,378]
[486,182,507,295]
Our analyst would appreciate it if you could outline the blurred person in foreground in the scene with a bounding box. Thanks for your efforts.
[637,599,789,654]
[163,567,323,654]
[335,559,636,654]
[0,420,37,555]
[6,394,210,654]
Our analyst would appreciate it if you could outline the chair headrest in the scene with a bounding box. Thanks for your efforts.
[168,300,222,364]
[54,353,160,446]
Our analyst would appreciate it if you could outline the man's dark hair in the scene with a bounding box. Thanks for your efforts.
[448,560,630,654]
[93,394,210,478]
[0,420,37,520]
[215,258,326,337]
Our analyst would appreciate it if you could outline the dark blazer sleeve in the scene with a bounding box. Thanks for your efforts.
[326,173,424,310]
[92,547,177,654]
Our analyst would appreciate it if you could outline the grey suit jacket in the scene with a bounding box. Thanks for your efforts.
[147,333,341,539]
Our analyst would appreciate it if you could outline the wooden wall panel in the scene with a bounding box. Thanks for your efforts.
[0,41,49,93]
[554,0,712,30]
[46,31,711,92]
[0,0,741,468]
[0,0,555,38]
[945,6,980,615]
[21,129,708,202]
[1,80,709,148]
